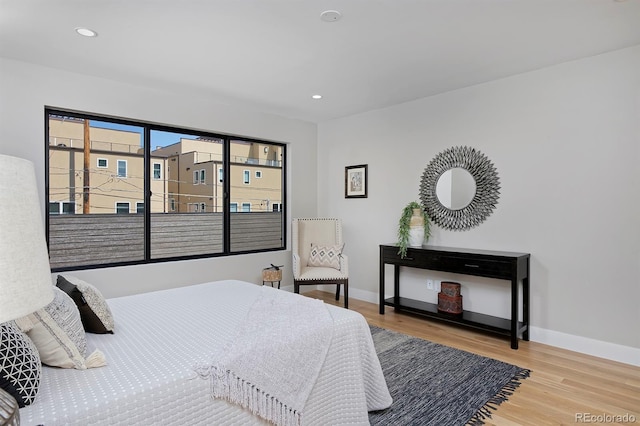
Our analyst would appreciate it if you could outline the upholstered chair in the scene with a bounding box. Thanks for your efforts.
[291,218,348,308]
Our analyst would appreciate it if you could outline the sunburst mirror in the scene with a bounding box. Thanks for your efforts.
[419,146,500,231]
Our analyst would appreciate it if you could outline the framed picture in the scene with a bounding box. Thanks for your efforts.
[345,164,368,198]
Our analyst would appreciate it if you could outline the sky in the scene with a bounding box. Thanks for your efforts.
[91,120,197,149]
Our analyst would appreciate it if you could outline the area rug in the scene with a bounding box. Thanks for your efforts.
[368,326,530,426]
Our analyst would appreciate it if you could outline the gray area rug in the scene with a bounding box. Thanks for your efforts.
[368,326,530,426]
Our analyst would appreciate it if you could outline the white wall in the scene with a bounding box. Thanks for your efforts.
[318,46,640,362]
[2,47,639,364]
[0,58,318,298]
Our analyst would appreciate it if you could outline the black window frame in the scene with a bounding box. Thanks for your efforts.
[45,107,287,272]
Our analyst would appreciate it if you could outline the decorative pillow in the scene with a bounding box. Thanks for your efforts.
[307,244,343,270]
[16,287,92,369]
[0,321,41,407]
[56,275,114,334]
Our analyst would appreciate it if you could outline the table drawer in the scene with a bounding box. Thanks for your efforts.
[436,255,512,279]
[381,246,514,279]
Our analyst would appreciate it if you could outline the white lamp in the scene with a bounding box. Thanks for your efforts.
[0,154,55,424]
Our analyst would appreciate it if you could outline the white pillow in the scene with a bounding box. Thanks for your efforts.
[16,287,106,370]
[307,244,343,270]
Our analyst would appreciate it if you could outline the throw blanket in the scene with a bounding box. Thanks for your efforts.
[195,286,334,426]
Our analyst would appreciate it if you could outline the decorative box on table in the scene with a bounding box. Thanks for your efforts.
[438,281,462,314]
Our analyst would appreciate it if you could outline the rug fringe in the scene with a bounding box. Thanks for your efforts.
[466,368,531,426]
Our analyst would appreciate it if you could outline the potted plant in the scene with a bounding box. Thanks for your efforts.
[397,201,430,258]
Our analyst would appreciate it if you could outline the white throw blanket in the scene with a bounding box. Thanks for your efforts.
[195,286,334,426]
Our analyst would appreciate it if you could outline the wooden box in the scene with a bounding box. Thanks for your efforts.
[437,293,463,315]
[440,281,461,297]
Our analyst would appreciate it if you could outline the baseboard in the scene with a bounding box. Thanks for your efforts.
[529,327,640,367]
[316,285,640,367]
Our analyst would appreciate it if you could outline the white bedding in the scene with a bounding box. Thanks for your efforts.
[20,280,392,425]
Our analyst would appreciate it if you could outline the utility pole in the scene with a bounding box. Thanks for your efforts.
[83,120,90,214]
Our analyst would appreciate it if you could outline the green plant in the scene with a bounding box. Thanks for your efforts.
[397,201,430,259]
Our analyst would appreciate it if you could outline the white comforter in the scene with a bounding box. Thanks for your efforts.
[20,280,392,425]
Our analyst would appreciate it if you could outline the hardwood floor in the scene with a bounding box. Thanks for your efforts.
[305,290,640,426]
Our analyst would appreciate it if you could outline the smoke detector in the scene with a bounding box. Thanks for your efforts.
[320,10,342,22]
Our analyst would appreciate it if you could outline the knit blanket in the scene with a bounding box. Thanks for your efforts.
[196,286,334,426]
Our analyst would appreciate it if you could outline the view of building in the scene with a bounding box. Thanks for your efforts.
[47,116,283,215]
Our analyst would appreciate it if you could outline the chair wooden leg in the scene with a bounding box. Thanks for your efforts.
[294,281,299,294]
[344,280,348,309]
[335,284,341,301]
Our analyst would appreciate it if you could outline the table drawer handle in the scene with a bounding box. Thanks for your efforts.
[464,264,480,268]
[404,257,414,261]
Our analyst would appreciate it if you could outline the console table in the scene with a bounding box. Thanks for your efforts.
[379,244,530,349]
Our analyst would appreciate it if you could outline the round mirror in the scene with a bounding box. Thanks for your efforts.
[419,146,500,231]
[435,167,476,210]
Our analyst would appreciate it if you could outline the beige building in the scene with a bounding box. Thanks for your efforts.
[48,116,168,214]
[155,137,283,213]
[48,116,282,215]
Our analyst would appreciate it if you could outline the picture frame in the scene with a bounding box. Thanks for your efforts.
[345,164,368,198]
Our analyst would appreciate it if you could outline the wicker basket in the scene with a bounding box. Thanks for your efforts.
[262,268,283,282]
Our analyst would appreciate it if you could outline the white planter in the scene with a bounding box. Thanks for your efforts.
[408,227,424,247]
[408,208,425,247]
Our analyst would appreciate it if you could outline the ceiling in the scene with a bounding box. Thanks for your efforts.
[1,0,640,123]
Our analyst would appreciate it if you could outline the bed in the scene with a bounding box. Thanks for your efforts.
[19,279,392,425]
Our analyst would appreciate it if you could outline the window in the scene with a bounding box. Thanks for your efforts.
[117,160,127,178]
[153,163,162,180]
[46,109,285,271]
[62,202,75,214]
[116,202,130,214]
[193,169,205,185]
[49,201,76,215]
[229,139,283,251]
[255,170,262,178]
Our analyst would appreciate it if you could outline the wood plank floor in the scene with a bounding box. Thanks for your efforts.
[305,290,640,426]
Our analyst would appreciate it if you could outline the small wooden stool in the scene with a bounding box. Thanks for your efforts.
[262,267,282,289]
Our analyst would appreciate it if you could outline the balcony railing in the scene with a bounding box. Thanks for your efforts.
[48,212,283,269]
[49,137,142,154]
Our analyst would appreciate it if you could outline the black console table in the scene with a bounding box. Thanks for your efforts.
[379,244,530,349]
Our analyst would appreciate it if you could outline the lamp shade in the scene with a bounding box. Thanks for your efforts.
[0,155,54,323]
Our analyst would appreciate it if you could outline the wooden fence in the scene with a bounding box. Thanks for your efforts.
[49,212,283,269]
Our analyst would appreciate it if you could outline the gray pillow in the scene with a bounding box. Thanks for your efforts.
[57,275,114,334]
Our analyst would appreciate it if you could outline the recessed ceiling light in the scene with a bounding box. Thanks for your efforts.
[320,10,342,22]
[75,27,98,37]
[312,95,323,100]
